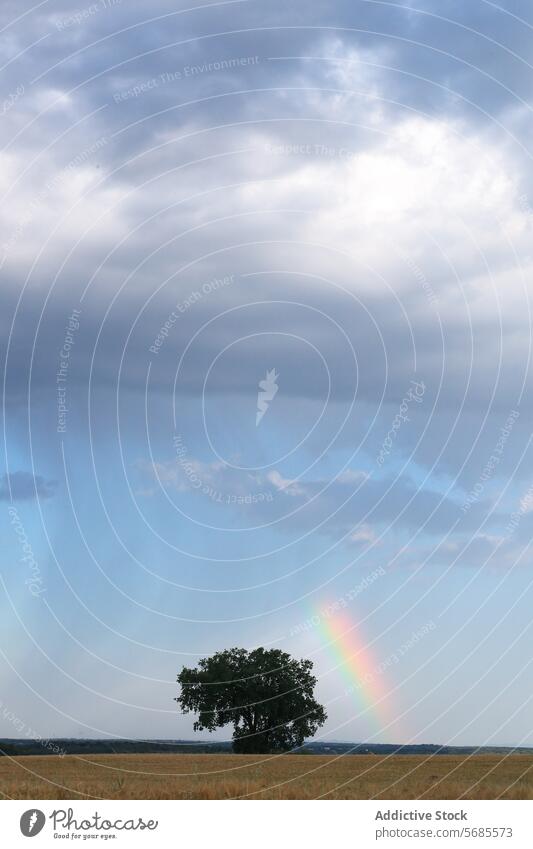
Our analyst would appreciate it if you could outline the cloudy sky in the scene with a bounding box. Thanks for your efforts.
[1,0,533,748]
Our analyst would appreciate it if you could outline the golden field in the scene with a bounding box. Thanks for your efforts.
[1,753,533,799]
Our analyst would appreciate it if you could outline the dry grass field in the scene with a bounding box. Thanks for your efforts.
[1,753,533,799]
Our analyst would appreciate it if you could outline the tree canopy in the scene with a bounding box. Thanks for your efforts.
[175,647,327,753]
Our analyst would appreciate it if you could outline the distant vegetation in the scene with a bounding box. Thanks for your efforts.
[175,647,326,753]
[2,739,531,757]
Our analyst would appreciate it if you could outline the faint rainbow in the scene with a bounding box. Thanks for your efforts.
[317,610,391,733]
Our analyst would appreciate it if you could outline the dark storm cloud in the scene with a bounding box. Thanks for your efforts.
[1,0,533,458]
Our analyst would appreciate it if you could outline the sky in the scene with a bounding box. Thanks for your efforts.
[1,0,533,747]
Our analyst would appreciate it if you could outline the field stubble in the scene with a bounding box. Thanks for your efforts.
[1,753,532,800]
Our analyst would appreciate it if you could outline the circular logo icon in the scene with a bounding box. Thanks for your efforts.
[20,809,46,837]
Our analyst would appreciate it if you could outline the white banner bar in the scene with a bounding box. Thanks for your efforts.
[1,800,532,848]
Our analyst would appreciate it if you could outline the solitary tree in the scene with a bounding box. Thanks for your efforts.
[175,647,327,753]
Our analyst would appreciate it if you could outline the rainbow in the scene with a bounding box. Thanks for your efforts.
[317,609,393,735]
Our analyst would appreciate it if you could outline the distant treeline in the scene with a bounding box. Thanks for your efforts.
[1,739,532,757]
[0,739,232,757]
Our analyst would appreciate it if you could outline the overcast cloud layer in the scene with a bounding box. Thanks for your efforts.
[1,0,533,751]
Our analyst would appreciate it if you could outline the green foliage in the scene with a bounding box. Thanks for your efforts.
[175,647,327,754]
